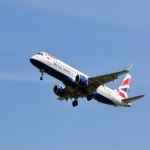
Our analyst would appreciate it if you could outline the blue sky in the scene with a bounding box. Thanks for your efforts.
[0,1,150,150]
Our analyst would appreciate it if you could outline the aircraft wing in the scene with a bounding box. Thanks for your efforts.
[88,63,133,91]
[57,86,82,102]
[122,95,145,103]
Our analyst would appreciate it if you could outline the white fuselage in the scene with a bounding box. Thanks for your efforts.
[30,52,131,107]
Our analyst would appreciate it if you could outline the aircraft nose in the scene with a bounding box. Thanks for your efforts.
[30,55,37,65]
[30,58,34,64]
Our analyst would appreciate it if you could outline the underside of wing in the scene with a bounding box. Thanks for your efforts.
[88,63,133,91]
[122,95,145,103]
[57,86,82,102]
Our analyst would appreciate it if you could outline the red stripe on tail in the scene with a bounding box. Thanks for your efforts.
[121,78,131,86]
[117,89,126,98]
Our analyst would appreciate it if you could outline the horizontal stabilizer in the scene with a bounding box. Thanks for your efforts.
[122,95,145,103]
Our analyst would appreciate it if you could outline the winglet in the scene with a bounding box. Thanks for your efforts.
[126,63,133,72]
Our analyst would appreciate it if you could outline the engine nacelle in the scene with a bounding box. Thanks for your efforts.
[75,75,88,88]
[53,85,65,97]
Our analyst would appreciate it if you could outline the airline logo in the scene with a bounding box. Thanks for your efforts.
[45,53,57,60]
[121,78,130,86]
[117,74,131,99]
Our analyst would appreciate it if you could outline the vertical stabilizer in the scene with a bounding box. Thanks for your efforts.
[116,74,131,99]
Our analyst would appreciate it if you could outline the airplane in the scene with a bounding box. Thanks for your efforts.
[30,52,144,107]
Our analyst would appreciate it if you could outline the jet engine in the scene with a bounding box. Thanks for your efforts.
[53,85,65,97]
[75,75,88,88]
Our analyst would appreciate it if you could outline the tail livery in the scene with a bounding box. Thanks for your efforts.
[117,74,144,105]
[117,74,131,99]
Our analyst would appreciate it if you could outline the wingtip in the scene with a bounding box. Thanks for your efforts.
[138,95,145,98]
[126,63,133,71]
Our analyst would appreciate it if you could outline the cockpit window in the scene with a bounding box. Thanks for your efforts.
[37,53,44,56]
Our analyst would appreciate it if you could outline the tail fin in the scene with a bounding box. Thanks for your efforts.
[116,74,131,99]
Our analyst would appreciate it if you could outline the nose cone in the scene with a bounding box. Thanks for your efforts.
[30,55,37,66]
[30,58,34,65]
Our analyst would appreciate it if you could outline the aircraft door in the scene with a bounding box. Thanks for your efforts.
[48,58,52,66]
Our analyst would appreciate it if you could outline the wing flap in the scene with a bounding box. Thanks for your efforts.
[122,95,145,103]
[57,97,65,101]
